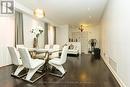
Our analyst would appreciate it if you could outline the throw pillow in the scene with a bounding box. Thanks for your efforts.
[69,44,74,49]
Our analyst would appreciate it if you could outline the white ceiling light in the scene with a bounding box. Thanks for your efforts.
[89,16,92,18]
[88,8,90,11]
[34,8,45,18]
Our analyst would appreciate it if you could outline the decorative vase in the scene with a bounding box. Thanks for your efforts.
[76,39,77,42]
[71,39,73,42]
[33,37,38,48]
[69,38,71,42]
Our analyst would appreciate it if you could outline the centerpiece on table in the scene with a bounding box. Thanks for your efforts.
[31,26,43,48]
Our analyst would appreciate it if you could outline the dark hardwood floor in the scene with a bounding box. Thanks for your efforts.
[0,54,120,87]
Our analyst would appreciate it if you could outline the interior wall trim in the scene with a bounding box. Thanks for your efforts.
[0,64,13,68]
[101,56,126,87]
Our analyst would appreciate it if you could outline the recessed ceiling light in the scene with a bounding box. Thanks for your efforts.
[89,16,92,18]
[88,8,90,11]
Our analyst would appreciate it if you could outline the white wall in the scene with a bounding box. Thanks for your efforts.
[0,14,45,67]
[101,0,130,87]
[48,25,54,45]
[69,25,101,48]
[16,1,45,48]
[0,16,15,67]
[56,25,69,46]
[23,14,45,48]
[0,2,45,67]
[87,25,101,48]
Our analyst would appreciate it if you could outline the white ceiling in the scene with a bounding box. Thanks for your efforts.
[16,0,108,25]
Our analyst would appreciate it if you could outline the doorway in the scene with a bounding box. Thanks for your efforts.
[72,32,88,54]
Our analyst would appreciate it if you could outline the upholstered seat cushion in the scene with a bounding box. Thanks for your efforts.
[30,59,45,69]
[49,58,61,65]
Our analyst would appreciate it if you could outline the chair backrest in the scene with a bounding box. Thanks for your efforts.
[60,46,68,64]
[8,47,21,65]
[16,45,24,49]
[45,44,50,49]
[18,48,32,68]
[50,45,60,58]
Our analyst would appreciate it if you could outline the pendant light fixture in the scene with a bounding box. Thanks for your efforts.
[79,25,84,32]
[34,8,45,18]
[79,24,88,32]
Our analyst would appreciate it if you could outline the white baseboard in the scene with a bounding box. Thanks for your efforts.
[102,56,126,87]
[0,64,12,68]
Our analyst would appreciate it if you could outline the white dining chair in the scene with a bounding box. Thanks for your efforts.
[48,46,68,77]
[18,47,45,83]
[8,47,25,78]
[49,45,60,59]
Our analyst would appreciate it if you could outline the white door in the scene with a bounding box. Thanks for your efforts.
[72,32,88,54]
[81,32,88,54]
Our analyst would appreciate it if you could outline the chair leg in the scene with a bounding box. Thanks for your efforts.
[50,64,66,77]
[55,65,65,74]
[23,64,45,83]
[25,65,42,80]
[11,65,25,78]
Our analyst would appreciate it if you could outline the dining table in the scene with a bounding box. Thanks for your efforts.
[28,48,61,73]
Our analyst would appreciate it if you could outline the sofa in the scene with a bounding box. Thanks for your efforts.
[67,42,81,56]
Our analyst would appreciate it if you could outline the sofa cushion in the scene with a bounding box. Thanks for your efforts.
[68,49,79,54]
[69,44,74,49]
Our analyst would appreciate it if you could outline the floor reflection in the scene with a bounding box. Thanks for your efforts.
[0,54,120,87]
